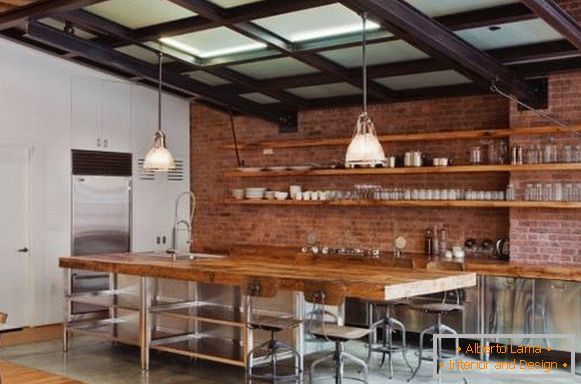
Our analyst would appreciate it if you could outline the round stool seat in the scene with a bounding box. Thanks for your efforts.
[311,324,370,342]
[248,315,301,332]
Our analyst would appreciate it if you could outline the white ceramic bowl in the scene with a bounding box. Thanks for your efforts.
[231,189,244,200]
[264,191,276,200]
[275,192,289,200]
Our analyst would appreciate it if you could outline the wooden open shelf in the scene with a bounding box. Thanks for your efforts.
[224,125,581,150]
[225,199,581,209]
[225,163,581,178]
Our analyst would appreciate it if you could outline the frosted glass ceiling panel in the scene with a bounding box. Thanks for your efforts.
[208,0,262,8]
[457,19,563,50]
[320,40,429,68]
[240,92,280,104]
[229,57,319,79]
[186,71,231,86]
[287,82,361,99]
[254,4,381,42]
[374,70,471,90]
[406,0,518,18]
[86,0,195,29]
[160,27,266,58]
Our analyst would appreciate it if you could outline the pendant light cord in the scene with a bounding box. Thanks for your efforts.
[362,12,368,116]
[490,82,581,139]
[158,51,163,133]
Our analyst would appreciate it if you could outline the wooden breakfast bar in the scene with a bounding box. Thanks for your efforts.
[59,251,477,371]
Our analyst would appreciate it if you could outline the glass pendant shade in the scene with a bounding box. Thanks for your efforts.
[143,130,176,171]
[345,12,386,168]
[143,50,175,172]
[345,113,387,168]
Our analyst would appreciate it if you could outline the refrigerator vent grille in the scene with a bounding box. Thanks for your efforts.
[137,159,155,181]
[168,160,185,182]
[72,150,132,176]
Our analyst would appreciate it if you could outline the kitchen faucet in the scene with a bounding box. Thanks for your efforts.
[167,191,196,259]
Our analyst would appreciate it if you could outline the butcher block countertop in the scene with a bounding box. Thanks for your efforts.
[59,251,477,301]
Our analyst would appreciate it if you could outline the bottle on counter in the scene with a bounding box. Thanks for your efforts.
[439,229,447,257]
[432,224,439,255]
[425,229,434,256]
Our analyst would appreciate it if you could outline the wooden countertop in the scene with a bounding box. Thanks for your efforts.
[209,245,581,282]
[59,252,476,301]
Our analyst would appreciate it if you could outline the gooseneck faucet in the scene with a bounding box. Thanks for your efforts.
[167,191,196,259]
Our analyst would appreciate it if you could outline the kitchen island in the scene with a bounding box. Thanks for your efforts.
[59,250,477,370]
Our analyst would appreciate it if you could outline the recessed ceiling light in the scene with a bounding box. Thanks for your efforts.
[160,37,267,58]
[488,25,501,31]
[290,21,381,42]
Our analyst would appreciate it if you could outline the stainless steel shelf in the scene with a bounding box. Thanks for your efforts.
[151,301,244,328]
[151,335,246,367]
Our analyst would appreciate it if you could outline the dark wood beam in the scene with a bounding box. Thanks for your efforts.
[0,0,104,30]
[340,0,541,105]
[521,0,581,51]
[24,21,297,126]
[168,0,396,101]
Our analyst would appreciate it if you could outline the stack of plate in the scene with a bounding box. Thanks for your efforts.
[245,187,266,200]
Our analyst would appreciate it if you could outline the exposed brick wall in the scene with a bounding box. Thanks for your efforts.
[191,74,581,265]
[191,95,509,255]
[509,73,581,265]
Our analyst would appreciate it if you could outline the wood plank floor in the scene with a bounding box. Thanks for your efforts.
[0,361,86,384]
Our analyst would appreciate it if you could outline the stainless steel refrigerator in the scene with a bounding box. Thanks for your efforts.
[71,170,131,313]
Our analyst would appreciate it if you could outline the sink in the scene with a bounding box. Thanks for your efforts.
[169,253,225,261]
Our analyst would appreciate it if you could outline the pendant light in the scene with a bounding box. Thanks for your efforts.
[143,51,176,171]
[345,12,387,168]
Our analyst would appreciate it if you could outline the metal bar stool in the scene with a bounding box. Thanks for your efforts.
[366,258,414,379]
[408,261,467,383]
[245,278,303,383]
[305,281,370,384]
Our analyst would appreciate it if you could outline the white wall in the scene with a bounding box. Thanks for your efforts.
[0,38,190,326]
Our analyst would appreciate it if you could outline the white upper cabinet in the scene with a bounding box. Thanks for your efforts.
[102,80,131,152]
[71,76,101,150]
[71,77,131,152]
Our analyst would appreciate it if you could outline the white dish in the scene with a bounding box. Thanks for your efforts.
[264,191,276,200]
[267,166,288,171]
[231,189,244,200]
[238,167,264,173]
[274,192,289,200]
[289,165,313,171]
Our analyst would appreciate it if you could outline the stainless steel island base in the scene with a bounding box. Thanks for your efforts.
[62,270,304,371]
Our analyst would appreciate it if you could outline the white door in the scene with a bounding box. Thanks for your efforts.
[0,148,30,326]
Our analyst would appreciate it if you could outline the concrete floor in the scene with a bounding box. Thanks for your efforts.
[1,337,579,384]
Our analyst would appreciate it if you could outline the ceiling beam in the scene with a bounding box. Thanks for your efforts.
[168,0,396,101]
[520,0,581,51]
[217,40,576,92]
[56,10,309,107]
[340,0,542,105]
[131,0,333,43]
[0,0,104,30]
[24,21,297,126]
[195,3,536,68]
